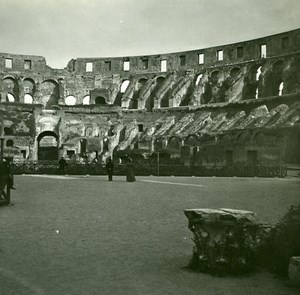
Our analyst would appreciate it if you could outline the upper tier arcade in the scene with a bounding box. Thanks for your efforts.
[1,28,300,110]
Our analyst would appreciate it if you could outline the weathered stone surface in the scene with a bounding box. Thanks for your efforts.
[184,208,272,275]
[289,257,300,287]
[0,29,299,167]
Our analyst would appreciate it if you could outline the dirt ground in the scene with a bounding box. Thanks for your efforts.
[0,175,299,295]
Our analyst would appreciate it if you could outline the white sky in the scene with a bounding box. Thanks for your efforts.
[0,0,299,69]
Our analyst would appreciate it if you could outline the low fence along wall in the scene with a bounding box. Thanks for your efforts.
[11,161,287,178]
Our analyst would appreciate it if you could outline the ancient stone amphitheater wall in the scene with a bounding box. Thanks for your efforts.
[0,29,299,165]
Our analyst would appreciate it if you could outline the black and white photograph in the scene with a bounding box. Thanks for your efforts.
[0,0,299,294]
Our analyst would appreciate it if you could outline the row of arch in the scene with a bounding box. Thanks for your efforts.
[1,57,299,109]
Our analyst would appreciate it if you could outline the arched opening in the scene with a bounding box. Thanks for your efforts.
[6,93,15,102]
[195,74,203,86]
[24,93,33,104]
[37,131,58,160]
[184,135,199,146]
[23,78,36,95]
[136,78,147,90]
[256,66,262,81]
[114,80,130,106]
[255,66,262,99]
[85,127,93,137]
[154,139,163,151]
[272,60,284,96]
[129,78,147,109]
[145,94,154,112]
[279,82,284,96]
[230,67,240,79]
[120,80,130,93]
[82,95,90,105]
[40,80,59,109]
[6,139,14,147]
[95,96,107,105]
[2,77,19,101]
[103,138,109,152]
[211,71,220,84]
[80,139,87,154]
[167,137,181,151]
[65,95,76,105]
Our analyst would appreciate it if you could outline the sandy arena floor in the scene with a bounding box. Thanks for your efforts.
[0,175,299,295]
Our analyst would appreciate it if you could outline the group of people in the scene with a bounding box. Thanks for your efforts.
[105,157,136,182]
[58,156,136,182]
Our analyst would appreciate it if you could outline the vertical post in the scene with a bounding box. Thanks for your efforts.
[279,148,282,178]
[157,152,160,177]
[0,137,4,163]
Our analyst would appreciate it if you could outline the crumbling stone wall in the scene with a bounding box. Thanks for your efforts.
[0,29,300,165]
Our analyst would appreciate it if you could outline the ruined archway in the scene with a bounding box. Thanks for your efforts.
[23,78,36,95]
[272,60,284,96]
[129,78,147,109]
[2,77,19,102]
[40,80,59,109]
[37,131,58,160]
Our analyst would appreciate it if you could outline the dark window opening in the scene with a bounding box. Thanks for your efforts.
[24,60,32,70]
[282,37,289,49]
[237,46,244,58]
[67,150,75,158]
[180,55,186,66]
[107,126,115,136]
[6,139,14,147]
[95,96,107,104]
[4,127,14,135]
[103,138,109,152]
[142,58,148,70]
[21,150,27,159]
[138,124,143,132]
[80,139,87,154]
[105,61,111,71]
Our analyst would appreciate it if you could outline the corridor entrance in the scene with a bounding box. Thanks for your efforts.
[37,131,58,160]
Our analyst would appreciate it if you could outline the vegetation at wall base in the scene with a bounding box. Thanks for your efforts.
[257,204,300,276]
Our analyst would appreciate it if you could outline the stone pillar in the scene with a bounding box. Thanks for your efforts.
[58,77,65,105]
[184,208,272,275]
[18,78,25,103]
[289,257,300,287]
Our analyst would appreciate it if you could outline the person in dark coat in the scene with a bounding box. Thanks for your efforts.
[105,157,114,181]
[0,159,9,198]
[126,158,136,182]
[6,158,16,189]
[58,157,68,175]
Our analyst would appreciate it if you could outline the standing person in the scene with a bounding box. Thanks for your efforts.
[58,157,68,175]
[0,159,9,199]
[105,157,114,181]
[126,157,136,182]
[6,158,16,189]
